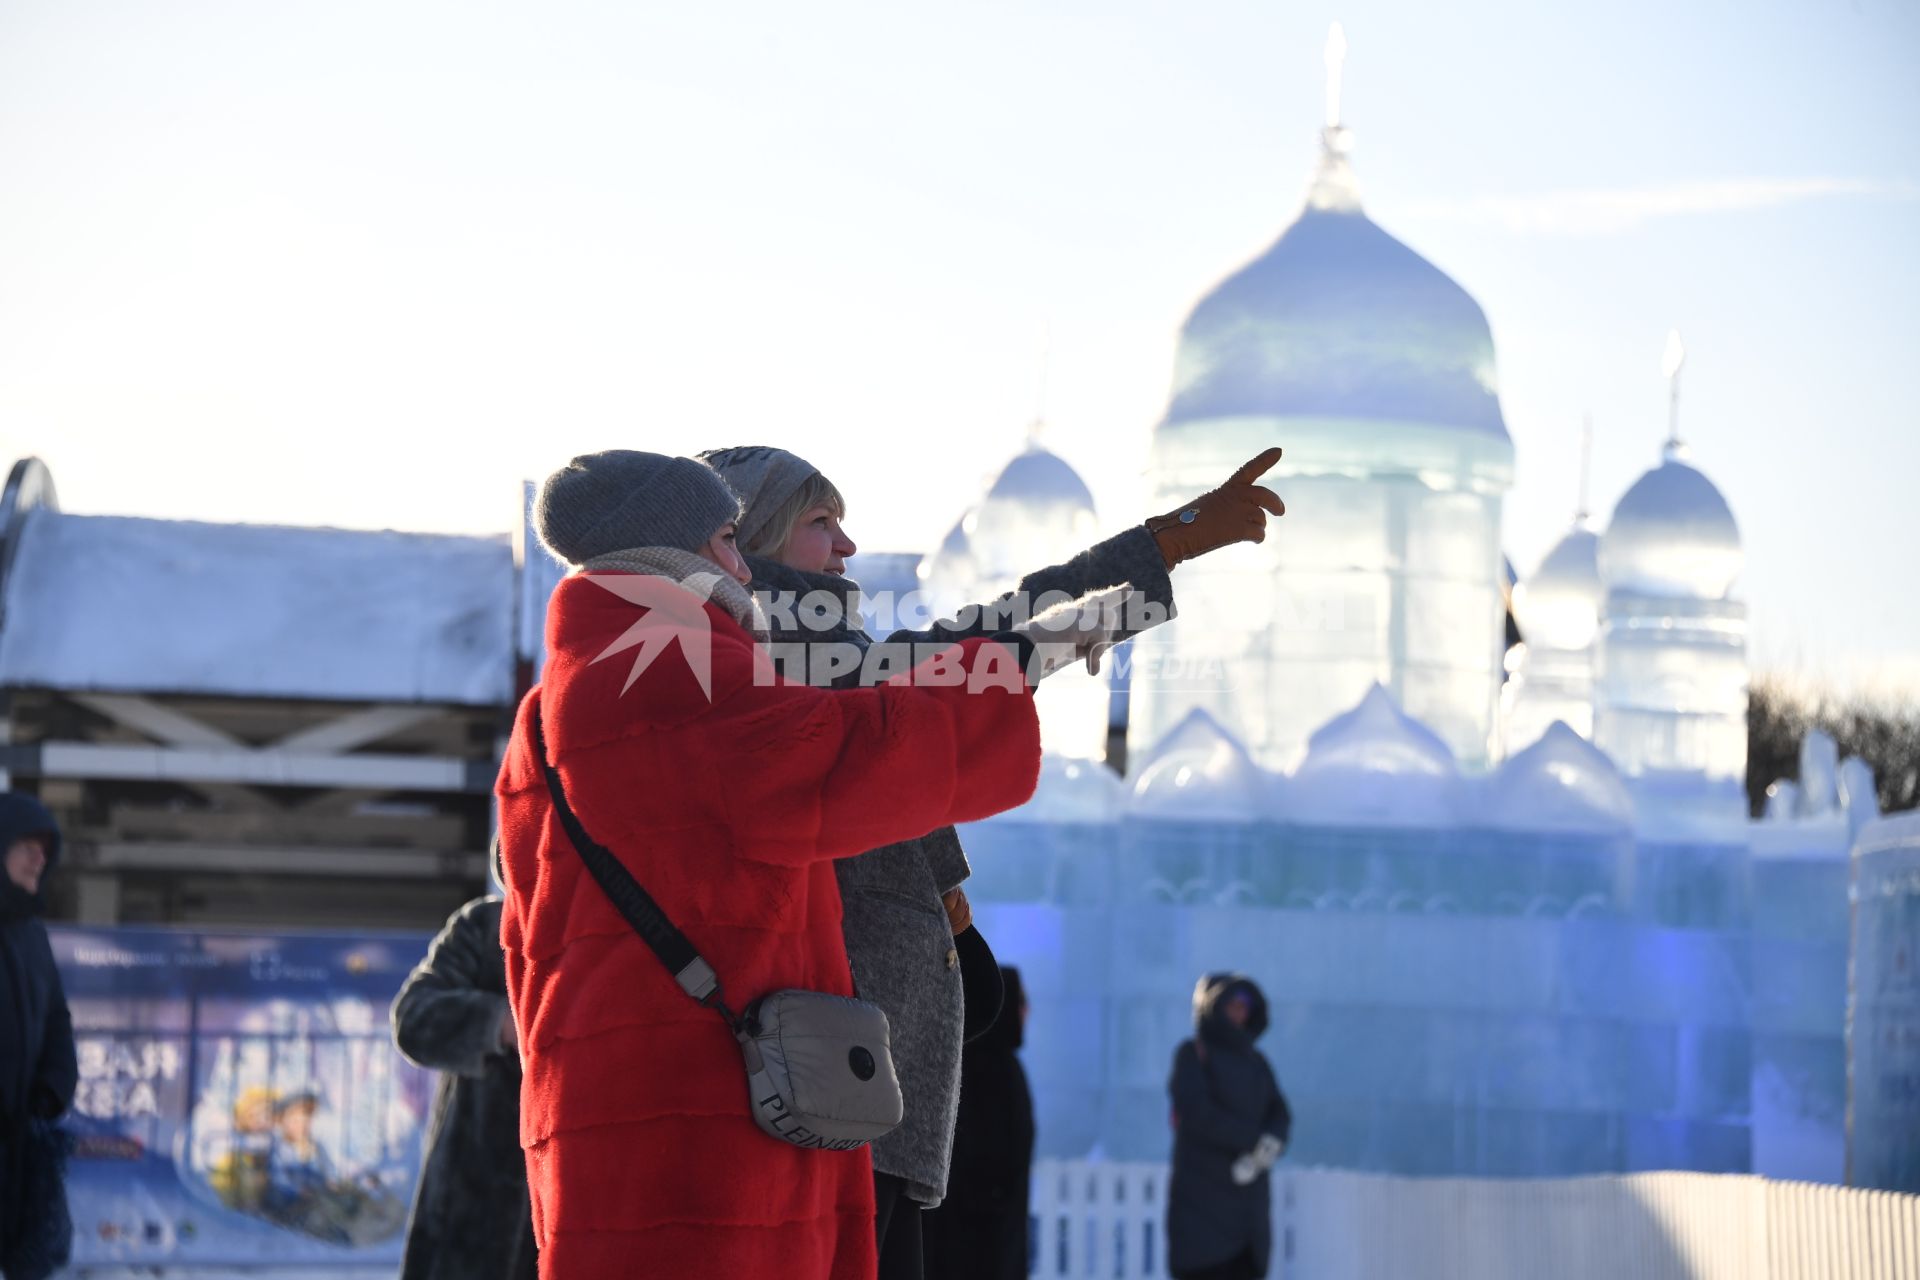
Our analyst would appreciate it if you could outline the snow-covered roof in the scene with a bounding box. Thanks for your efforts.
[1601,452,1742,600]
[1285,683,1461,828]
[0,510,516,705]
[1160,133,1509,442]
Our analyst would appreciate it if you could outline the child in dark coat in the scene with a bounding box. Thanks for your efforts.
[1166,973,1291,1280]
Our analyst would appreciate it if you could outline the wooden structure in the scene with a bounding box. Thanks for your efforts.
[0,458,560,930]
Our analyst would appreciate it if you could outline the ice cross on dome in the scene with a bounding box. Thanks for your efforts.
[1324,22,1348,128]
[1663,329,1688,459]
[1307,22,1362,212]
[1575,414,1594,528]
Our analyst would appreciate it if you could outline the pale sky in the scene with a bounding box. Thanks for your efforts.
[2,0,1916,696]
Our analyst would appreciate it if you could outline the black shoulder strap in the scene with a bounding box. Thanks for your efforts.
[529,706,737,1026]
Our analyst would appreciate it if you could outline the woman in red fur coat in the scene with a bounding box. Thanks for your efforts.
[496,451,1084,1280]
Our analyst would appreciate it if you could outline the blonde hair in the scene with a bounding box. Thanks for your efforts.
[742,471,847,558]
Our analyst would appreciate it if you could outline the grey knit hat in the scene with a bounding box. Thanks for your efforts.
[534,451,743,566]
[698,446,825,553]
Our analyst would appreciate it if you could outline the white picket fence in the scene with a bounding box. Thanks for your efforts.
[1028,1159,1920,1280]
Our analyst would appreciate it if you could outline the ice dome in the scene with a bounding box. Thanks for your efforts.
[1515,527,1601,651]
[1600,452,1742,599]
[1129,708,1270,823]
[1484,722,1634,834]
[983,443,1097,515]
[970,443,1099,585]
[1019,753,1128,824]
[915,511,977,612]
[1285,683,1461,828]
[1159,134,1509,445]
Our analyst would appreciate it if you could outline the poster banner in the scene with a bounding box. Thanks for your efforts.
[49,925,436,1269]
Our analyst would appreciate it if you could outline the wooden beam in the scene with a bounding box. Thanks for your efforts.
[299,788,388,815]
[156,696,482,755]
[26,741,486,792]
[272,705,442,754]
[90,841,487,879]
[69,693,245,748]
[93,804,470,849]
[187,783,281,814]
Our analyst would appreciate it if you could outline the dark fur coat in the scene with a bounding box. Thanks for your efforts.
[391,896,534,1280]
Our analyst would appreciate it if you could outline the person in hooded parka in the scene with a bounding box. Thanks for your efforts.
[0,793,78,1280]
[392,888,536,1280]
[1166,973,1291,1280]
[921,965,1035,1280]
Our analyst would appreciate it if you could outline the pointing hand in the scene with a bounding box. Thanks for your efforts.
[1147,447,1286,569]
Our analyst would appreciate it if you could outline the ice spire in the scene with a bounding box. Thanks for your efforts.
[1307,22,1362,212]
[1026,319,1052,448]
[1574,414,1594,528]
[1324,21,1347,128]
[1662,329,1688,460]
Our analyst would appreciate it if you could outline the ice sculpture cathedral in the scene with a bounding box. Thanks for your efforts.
[882,30,1880,1186]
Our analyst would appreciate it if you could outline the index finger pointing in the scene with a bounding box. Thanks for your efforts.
[1228,446,1284,486]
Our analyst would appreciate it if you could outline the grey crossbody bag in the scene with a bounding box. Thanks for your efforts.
[531,709,903,1151]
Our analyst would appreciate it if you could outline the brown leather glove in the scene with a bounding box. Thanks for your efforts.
[942,888,973,936]
[1146,447,1286,568]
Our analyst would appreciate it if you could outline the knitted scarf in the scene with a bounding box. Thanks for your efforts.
[580,547,770,643]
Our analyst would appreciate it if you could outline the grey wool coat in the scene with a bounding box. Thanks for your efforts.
[746,525,1174,1204]
[391,897,535,1280]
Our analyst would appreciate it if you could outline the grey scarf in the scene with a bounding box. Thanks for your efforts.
[745,555,873,688]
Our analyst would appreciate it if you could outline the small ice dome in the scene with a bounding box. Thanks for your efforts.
[970,446,1099,584]
[1286,683,1461,828]
[1514,527,1600,652]
[983,444,1097,515]
[915,511,979,613]
[1600,456,1742,599]
[1129,708,1270,823]
[1020,753,1127,824]
[1485,722,1634,834]
[922,511,974,566]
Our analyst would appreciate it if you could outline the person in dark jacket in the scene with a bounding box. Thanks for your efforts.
[922,966,1034,1280]
[0,793,77,1280]
[1167,973,1291,1280]
[391,894,536,1280]
[701,444,1284,1280]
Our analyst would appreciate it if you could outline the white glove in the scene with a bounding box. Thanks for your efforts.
[1011,585,1132,681]
[1230,1134,1285,1186]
